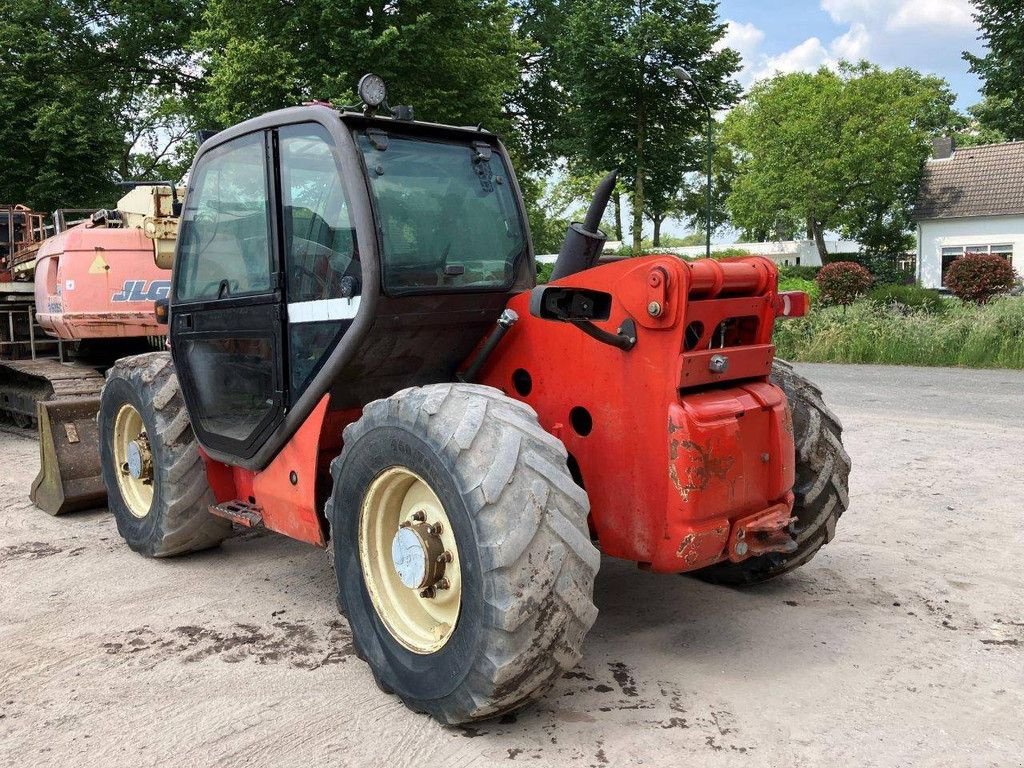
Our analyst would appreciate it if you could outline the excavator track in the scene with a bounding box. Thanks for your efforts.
[0,358,106,427]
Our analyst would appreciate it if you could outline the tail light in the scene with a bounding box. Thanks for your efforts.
[773,291,810,318]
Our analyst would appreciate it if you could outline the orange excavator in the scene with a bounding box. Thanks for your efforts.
[0,185,180,513]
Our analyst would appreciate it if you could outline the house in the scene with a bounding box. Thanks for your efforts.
[664,239,862,267]
[914,137,1024,289]
[537,238,863,267]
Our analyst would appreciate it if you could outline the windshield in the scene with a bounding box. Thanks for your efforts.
[356,131,527,295]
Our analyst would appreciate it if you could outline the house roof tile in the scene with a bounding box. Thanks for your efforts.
[913,141,1024,221]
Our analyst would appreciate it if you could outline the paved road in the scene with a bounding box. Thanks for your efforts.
[1,363,1021,767]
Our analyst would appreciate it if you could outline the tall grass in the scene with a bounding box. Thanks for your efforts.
[774,297,1024,369]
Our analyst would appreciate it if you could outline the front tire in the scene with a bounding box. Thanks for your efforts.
[695,360,851,585]
[327,384,600,724]
[99,352,230,557]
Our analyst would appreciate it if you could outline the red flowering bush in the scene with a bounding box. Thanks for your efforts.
[816,261,873,306]
[944,253,1016,304]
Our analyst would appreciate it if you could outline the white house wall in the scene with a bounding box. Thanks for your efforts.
[664,239,861,266]
[917,215,1024,289]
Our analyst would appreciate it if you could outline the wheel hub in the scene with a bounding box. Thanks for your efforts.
[125,436,153,482]
[391,520,446,590]
[112,403,155,519]
[359,467,462,654]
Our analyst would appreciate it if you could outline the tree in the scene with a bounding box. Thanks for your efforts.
[678,132,738,240]
[643,169,688,247]
[724,63,958,260]
[0,0,205,210]
[557,0,740,253]
[964,0,1024,139]
[193,0,523,133]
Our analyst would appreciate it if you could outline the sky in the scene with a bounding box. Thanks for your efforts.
[716,0,986,109]
[646,0,989,243]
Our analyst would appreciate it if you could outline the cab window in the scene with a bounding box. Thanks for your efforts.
[280,124,359,303]
[176,133,272,302]
[356,132,526,295]
[280,123,360,397]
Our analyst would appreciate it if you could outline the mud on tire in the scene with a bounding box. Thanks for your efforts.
[695,360,851,585]
[99,352,230,557]
[327,383,600,724]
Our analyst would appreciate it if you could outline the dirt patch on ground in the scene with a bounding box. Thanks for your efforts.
[0,365,1022,767]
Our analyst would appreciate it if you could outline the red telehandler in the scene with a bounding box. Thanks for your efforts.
[97,75,850,724]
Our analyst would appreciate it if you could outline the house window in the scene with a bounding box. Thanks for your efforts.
[940,247,961,286]
[991,244,1014,269]
[940,244,1013,286]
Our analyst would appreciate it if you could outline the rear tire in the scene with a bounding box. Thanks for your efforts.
[99,352,230,557]
[327,383,599,724]
[694,360,851,585]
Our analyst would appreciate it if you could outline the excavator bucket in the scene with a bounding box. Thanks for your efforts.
[30,398,106,515]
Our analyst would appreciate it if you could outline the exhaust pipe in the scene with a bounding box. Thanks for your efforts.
[550,170,618,282]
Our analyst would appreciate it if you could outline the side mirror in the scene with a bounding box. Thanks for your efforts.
[530,286,611,322]
[529,286,636,351]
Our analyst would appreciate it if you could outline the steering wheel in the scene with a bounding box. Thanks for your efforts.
[291,263,332,297]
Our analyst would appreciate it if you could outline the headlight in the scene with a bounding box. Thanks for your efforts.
[358,73,387,108]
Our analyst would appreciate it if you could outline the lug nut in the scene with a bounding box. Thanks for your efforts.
[419,587,436,599]
[437,551,453,564]
[428,522,443,536]
[436,578,451,590]
[411,510,426,522]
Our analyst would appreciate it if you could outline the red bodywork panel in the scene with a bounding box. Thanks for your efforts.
[200,255,801,574]
[475,256,797,572]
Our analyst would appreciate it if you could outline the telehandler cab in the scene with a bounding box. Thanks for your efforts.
[99,75,850,724]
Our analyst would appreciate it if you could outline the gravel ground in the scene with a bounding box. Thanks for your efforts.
[0,363,1021,768]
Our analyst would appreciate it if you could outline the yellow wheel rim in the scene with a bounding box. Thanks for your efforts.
[113,403,154,519]
[358,467,462,654]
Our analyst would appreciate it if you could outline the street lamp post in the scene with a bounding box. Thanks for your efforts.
[673,66,713,259]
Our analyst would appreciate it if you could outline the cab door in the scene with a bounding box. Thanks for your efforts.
[170,131,286,460]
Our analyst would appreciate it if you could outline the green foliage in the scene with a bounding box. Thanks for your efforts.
[825,251,914,285]
[557,0,740,252]
[724,63,959,258]
[774,298,1024,369]
[0,0,199,209]
[778,276,819,300]
[0,0,193,210]
[953,99,1010,146]
[964,0,1024,139]
[678,132,735,239]
[816,262,873,306]
[778,265,820,281]
[536,260,555,284]
[868,284,946,314]
[944,253,1017,304]
[707,247,751,259]
[194,0,524,134]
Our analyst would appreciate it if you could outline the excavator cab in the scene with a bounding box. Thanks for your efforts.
[97,76,850,725]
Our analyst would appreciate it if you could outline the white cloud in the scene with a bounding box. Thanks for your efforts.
[758,38,833,78]
[716,19,765,58]
[724,0,982,92]
[831,22,871,60]
[887,0,976,33]
[821,0,976,35]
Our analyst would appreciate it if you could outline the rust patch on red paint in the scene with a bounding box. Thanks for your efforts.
[675,521,730,566]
